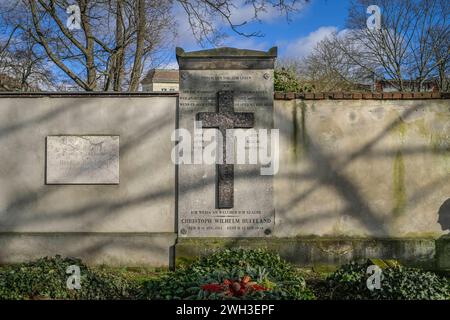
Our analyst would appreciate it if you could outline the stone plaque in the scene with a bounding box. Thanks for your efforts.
[46,136,119,184]
[176,47,277,237]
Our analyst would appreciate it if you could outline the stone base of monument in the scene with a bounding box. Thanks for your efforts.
[175,237,441,270]
[436,235,450,270]
[0,232,177,267]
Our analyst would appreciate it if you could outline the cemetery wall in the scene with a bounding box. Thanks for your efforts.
[0,93,177,266]
[0,93,448,268]
[180,95,450,269]
[274,97,449,239]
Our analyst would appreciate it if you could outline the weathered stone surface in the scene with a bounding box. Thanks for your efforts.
[274,99,450,238]
[0,96,176,237]
[0,232,176,267]
[177,48,276,237]
[197,91,254,208]
[176,46,277,58]
[175,238,437,269]
[176,47,277,70]
[0,92,448,267]
[436,236,450,270]
[46,135,119,184]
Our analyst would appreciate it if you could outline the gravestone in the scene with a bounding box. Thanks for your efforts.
[176,47,277,237]
[46,135,119,184]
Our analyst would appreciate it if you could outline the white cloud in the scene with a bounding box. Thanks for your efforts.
[221,35,270,51]
[173,0,308,49]
[227,0,296,25]
[172,5,202,49]
[283,26,338,58]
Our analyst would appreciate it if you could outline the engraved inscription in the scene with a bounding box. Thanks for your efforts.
[178,68,275,237]
[46,136,119,184]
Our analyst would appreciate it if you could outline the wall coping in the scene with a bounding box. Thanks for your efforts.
[0,92,178,98]
[274,91,449,100]
[0,91,448,100]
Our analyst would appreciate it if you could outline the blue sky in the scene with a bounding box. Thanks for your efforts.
[164,0,351,67]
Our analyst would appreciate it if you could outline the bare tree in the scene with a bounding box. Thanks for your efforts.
[340,0,449,91]
[6,40,56,91]
[177,0,305,44]
[0,26,56,91]
[278,0,448,93]
[0,0,306,92]
[428,24,450,91]
[0,0,176,91]
[301,33,372,92]
[276,33,372,92]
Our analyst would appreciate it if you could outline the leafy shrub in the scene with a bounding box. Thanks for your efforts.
[0,256,140,300]
[326,262,450,300]
[274,68,301,93]
[142,248,314,300]
[274,68,313,93]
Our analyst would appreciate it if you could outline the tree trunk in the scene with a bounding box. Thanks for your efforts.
[79,0,97,91]
[128,0,145,92]
[113,0,125,91]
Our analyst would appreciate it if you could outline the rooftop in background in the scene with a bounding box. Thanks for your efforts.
[141,69,179,92]
[141,69,179,84]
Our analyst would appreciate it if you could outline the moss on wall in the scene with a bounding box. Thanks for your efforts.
[392,151,406,216]
[291,101,310,160]
[430,133,449,154]
[292,102,299,159]
[394,116,408,141]
[390,114,410,217]
[412,118,429,138]
[175,237,439,270]
[300,101,310,153]
[436,236,450,270]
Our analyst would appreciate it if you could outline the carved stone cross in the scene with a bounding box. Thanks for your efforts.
[197,91,254,208]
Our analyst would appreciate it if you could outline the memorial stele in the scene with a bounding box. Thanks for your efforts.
[176,47,277,237]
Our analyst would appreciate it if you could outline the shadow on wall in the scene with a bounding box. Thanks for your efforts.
[0,97,177,265]
[0,95,448,264]
[438,198,450,233]
[276,100,450,237]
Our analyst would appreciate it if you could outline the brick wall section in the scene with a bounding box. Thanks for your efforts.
[274,91,449,100]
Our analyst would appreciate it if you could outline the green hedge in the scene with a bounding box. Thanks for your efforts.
[326,262,450,300]
[141,248,315,300]
[0,256,139,300]
[2,254,448,300]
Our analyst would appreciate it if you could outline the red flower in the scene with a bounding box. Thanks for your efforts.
[201,283,223,293]
[201,275,269,297]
